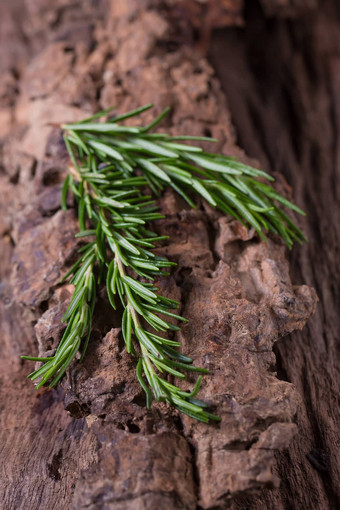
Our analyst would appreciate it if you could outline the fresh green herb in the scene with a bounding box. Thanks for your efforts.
[22,104,305,423]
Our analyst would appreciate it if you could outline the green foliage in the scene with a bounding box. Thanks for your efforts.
[22,104,305,423]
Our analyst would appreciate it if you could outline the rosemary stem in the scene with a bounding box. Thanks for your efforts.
[68,163,81,182]
[114,243,152,365]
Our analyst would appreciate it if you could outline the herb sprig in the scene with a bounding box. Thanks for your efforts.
[22,104,305,423]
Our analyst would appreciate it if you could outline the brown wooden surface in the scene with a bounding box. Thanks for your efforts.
[0,1,337,509]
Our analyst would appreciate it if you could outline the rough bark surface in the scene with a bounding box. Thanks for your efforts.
[0,1,333,509]
[210,1,340,508]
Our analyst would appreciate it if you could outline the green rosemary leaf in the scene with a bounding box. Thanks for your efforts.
[63,135,80,172]
[143,106,170,132]
[158,376,200,398]
[121,275,157,301]
[80,172,108,181]
[78,196,86,231]
[123,284,145,316]
[136,158,171,183]
[119,216,145,224]
[143,304,188,322]
[61,174,70,211]
[88,139,124,161]
[169,182,197,208]
[254,181,306,214]
[169,394,206,414]
[78,241,96,255]
[162,164,193,185]
[27,360,53,381]
[52,329,79,366]
[191,179,217,206]
[35,356,68,389]
[145,257,176,267]
[161,141,203,153]
[166,359,209,373]
[169,135,218,142]
[136,359,153,408]
[184,153,243,175]
[122,306,128,340]
[106,261,116,310]
[135,328,163,358]
[187,397,208,408]
[275,207,307,241]
[144,310,171,330]
[64,122,140,134]
[161,346,193,363]
[151,358,186,379]
[80,319,92,362]
[75,229,96,238]
[124,237,155,248]
[224,159,274,181]
[156,295,180,307]
[72,253,95,286]
[21,356,52,362]
[67,131,90,154]
[79,106,116,123]
[95,196,129,208]
[148,335,181,348]
[49,337,81,388]
[62,287,86,322]
[114,233,141,255]
[128,137,179,158]
[128,259,159,272]
[172,405,209,423]
[112,103,153,123]
[125,308,132,353]
[61,257,83,283]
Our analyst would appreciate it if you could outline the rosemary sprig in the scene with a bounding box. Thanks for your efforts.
[22,104,305,423]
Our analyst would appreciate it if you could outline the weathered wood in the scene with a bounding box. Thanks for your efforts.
[0,1,330,509]
[211,1,340,508]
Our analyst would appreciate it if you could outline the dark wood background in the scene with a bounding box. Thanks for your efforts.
[211,2,340,508]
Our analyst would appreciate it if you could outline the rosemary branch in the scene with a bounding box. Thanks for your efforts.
[22,104,305,423]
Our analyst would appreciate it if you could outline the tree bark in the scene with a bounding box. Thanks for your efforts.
[0,1,336,509]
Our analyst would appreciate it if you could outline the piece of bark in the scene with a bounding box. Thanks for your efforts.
[0,1,320,509]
